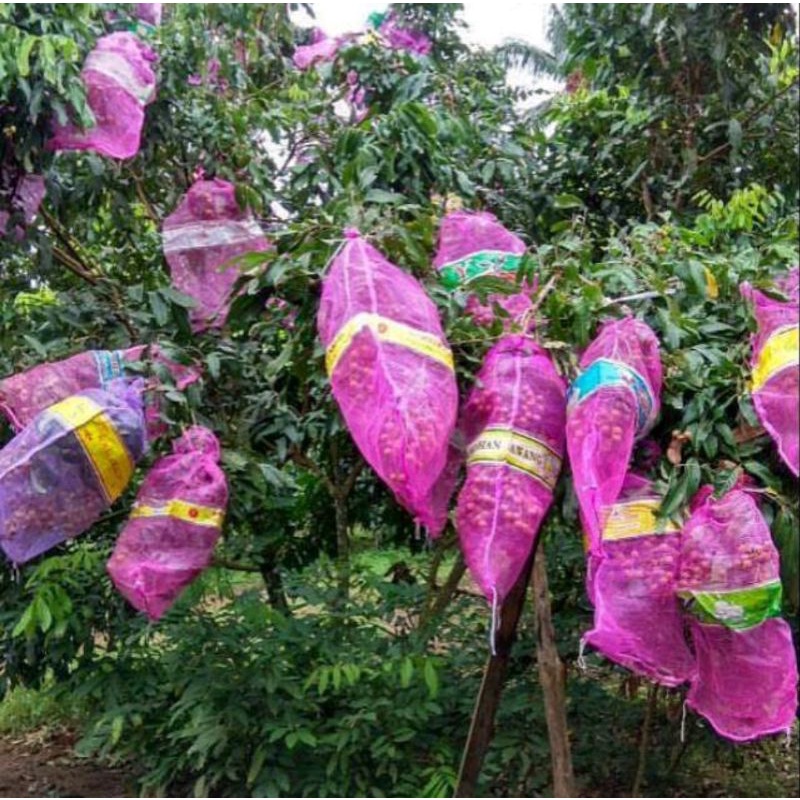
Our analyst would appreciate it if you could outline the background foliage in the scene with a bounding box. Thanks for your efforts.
[1,3,798,796]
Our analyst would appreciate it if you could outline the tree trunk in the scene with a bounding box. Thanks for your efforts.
[532,551,576,798]
[260,564,291,615]
[334,493,350,603]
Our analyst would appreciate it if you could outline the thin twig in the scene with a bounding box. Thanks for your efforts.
[603,288,677,307]
[211,556,262,573]
[632,684,658,797]
[697,78,799,165]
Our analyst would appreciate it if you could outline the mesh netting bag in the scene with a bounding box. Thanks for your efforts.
[134,3,162,26]
[455,335,565,642]
[433,210,531,326]
[317,229,457,531]
[741,267,799,476]
[293,28,342,70]
[1,174,45,238]
[566,318,662,553]
[0,345,199,439]
[163,178,271,332]
[107,425,227,620]
[425,433,465,539]
[48,32,157,160]
[582,474,694,686]
[0,382,147,564]
[678,486,797,741]
[372,12,432,55]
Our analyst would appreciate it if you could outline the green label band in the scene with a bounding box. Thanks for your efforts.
[680,580,783,631]
[439,250,522,289]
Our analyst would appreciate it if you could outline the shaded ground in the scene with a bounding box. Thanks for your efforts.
[0,729,133,798]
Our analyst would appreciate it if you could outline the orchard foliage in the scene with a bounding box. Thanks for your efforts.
[1,3,798,796]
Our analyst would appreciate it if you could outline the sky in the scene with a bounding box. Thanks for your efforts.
[291,2,562,96]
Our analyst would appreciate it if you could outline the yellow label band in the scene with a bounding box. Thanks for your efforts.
[131,499,224,528]
[752,325,799,391]
[325,312,454,375]
[467,426,562,490]
[48,395,134,503]
[601,499,678,541]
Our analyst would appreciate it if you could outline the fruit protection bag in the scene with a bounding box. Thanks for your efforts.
[317,229,457,531]
[293,28,341,70]
[374,12,432,56]
[678,486,797,741]
[48,33,157,160]
[566,318,662,553]
[741,268,799,476]
[107,426,227,620]
[433,210,530,326]
[0,174,45,238]
[0,383,147,564]
[163,178,271,332]
[455,336,565,640]
[583,475,694,686]
[134,3,162,26]
[0,346,198,439]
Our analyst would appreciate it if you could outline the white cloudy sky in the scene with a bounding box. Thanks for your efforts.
[292,2,561,96]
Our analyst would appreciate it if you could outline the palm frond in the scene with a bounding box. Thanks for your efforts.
[493,40,558,78]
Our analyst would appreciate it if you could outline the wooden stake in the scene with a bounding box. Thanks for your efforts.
[532,551,576,798]
[454,549,536,797]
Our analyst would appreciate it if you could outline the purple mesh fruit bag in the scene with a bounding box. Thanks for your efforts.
[134,3,162,27]
[293,28,342,70]
[566,318,662,553]
[163,178,271,332]
[433,210,531,326]
[455,335,565,637]
[48,32,157,160]
[376,13,432,55]
[317,229,458,532]
[107,426,227,621]
[0,345,199,439]
[0,382,147,564]
[741,267,799,476]
[583,474,694,686]
[678,486,798,741]
[1,174,45,238]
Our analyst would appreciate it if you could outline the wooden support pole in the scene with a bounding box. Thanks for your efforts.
[454,549,536,797]
[532,551,576,798]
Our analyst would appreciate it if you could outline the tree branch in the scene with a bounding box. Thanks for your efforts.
[212,556,262,573]
[697,78,799,165]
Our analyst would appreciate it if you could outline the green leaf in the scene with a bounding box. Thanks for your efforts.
[423,660,439,698]
[553,194,584,210]
[728,118,743,151]
[17,35,37,78]
[365,189,404,204]
[247,746,267,787]
[399,657,413,688]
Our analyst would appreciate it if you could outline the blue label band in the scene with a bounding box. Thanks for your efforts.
[567,359,656,436]
[93,350,126,387]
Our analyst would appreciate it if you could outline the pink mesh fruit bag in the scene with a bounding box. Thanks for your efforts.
[0,345,198,439]
[455,335,565,637]
[317,229,457,532]
[741,267,799,476]
[293,28,342,70]
[583,475,694,686]
[1,174,45,238]
[566,318,662,553]
[0,382,147,564]
[48,32,157,160]
[163,178,271,332]
[678,486,797,741]
[107,426,227,620]
[433,210,531,326]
